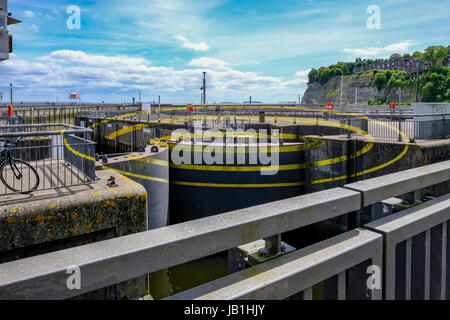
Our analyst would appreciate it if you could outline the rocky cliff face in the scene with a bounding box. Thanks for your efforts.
[301,72,417,107]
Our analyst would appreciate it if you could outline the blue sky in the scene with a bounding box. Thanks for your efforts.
[1,0,449,103]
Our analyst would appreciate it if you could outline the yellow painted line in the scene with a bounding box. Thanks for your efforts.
[171,163,304,172]
[310,119,410,184]
[90,111,146,128]
[168,144,305,153]
[71,106,410,186]
[103,166,169,183]
[169,138,325,172]
[106,124,149,140]
[100,114,374,167]
[171,180,305,188]
[134,157,169,167]
[63,138,96,162]
[355,119,410,177]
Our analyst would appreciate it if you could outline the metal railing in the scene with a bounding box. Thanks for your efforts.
[167,228,383,300]
[365,195,450,300]
[0,160,449,300]
[0,104,142,126]
[0,124,96,195]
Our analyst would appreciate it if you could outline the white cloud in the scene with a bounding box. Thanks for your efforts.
[31,24,39,32]
[343,41,414,58]
[188,57,231,70]
[24,10,36,18]
[52,9,62,18]
[38,50,149,68]
[294,69,311,79]
[174,36,210,51]
[1,50,307,102]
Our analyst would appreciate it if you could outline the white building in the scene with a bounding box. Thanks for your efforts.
[0,0,21,62]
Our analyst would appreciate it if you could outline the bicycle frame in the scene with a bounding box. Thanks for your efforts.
[0,141,21,178]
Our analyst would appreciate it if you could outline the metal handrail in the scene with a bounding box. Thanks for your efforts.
[0,123,93,138]
[0,160,449,299]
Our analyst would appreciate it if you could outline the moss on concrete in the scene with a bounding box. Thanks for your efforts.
[0,169,148,299]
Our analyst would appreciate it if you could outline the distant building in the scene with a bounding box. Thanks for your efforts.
[353,57,430,74]
[69,93,81,104]
[0,0,21,62]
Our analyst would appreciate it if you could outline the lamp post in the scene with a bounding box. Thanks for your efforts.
[201,72,206,110]
[415,59,420,102]
[158,95,161,122]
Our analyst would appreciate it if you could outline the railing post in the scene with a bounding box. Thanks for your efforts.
[262,234,282,256]
[347,116,351,138]
[442,114,446,139]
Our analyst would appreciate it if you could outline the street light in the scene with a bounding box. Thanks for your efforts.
[200,72,206,109]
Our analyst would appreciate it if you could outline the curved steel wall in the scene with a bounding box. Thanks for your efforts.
[168,141,307,224]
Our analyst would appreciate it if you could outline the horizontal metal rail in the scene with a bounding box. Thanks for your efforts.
[364,194,450,300]
[345,160,450,206]
[167,228,383,300]
[0,123,85,129]
[0,187,360,300]
[0,123,93,138]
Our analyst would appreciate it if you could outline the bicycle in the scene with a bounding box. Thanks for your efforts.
[0,137,40,194]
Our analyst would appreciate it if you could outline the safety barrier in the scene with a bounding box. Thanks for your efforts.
[0,124,95,195]
[0,160,449,299]
[167,228,383,300]
[365,194,450,300]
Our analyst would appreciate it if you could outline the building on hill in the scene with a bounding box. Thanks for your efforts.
[353,57,429,74]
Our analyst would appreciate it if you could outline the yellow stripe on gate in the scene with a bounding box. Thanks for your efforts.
[63,138,96,162]
[102,166,169,183]
[170,181,305,188]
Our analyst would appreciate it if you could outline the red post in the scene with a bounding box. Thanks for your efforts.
[8,104,13,117]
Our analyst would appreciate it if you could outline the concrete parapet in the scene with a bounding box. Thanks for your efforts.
[0,169,148,299]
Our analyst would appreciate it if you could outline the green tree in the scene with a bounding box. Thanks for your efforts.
[373,72,386,91]
[424,46,449,67]
[421,72,446,102]
[412,51,426,61]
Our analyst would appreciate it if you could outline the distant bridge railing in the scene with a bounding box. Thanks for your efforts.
[0,160,449,299]
[0,104,142,126]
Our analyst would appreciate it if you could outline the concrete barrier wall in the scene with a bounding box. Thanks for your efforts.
[0,169,148,299]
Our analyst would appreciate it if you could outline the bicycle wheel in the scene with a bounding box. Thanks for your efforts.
[0,159,40,194]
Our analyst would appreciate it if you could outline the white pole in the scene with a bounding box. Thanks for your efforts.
[354,87,358,109]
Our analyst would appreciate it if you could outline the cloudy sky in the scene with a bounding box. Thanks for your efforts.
[1,0,449,103]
